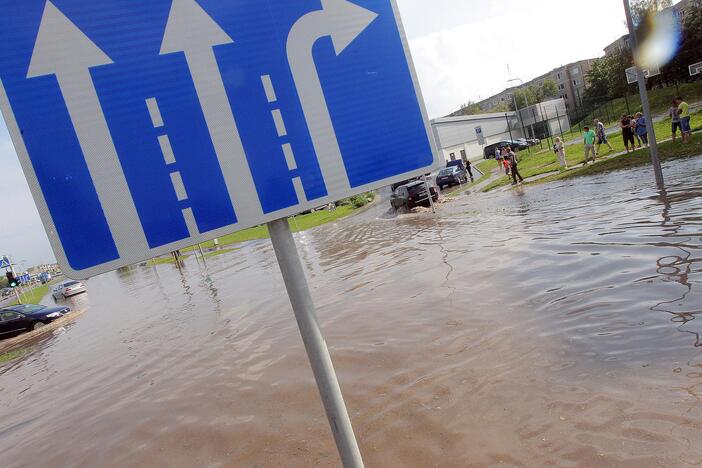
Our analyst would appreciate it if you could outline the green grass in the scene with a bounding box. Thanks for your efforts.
[0,348,31,366]
[482,110,702,192]
[152,203,365,264]
[7,283,53,306]
[200,205,357,248]
[571,82,702,132]
[537,132,702,185]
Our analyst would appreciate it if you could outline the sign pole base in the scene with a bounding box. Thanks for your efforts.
[267,218,364,468]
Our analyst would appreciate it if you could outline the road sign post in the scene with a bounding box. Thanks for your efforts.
[269,218,364,468]
[623,0,664,189]
[0,1,441,465]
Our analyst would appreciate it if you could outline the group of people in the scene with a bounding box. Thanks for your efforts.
[670,96,692,143]
[618,112,650,152]
[494,145,524,185]
[499,95,693,184]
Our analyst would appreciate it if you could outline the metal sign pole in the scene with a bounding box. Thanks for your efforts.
[422,175,436,213]
[267,218,364,468]
[623,0,664,189]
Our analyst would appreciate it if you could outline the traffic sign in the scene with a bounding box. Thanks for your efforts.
[0,0,439,279]
[690,61,702,76]
[0,257,10,269]
[475,126,485,146]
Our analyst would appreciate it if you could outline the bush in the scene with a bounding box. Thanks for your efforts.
[340,192,375,208]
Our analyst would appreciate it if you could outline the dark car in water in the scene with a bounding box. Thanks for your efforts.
[0,304,70,338]
[391,180,438,210]
[483,140,530,159]
[436,166,467,189]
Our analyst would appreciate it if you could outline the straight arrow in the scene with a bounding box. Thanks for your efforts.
[287,0,378,200]
[160,0,263,222]
[27,1,149,262]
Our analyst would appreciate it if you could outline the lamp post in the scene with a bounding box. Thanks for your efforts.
[508,78,535,150]
[622,0,664,189]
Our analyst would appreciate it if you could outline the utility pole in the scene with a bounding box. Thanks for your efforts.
[623,0,664,188]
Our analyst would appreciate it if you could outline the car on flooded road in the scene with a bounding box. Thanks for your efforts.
[391,180,438,211]
[436,166,468,189]
[0,304,70,338]
[52,280,87,300]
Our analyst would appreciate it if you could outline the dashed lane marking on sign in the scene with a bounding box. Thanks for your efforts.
[262,74,307,203]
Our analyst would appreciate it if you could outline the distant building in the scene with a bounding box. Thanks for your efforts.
[604,34,631,57]
[455,59,596,116]
[433,99,570,162]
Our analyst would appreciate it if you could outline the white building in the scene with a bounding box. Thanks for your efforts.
[432,99,571,162]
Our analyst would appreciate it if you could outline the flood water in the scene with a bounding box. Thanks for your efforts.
[2,157,702,467]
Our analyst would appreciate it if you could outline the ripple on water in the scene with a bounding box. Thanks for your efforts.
[1,157,702,466]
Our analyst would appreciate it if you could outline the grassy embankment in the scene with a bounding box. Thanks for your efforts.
[481,109,702,192]
[148,193,376,264]
[6,281,57,306]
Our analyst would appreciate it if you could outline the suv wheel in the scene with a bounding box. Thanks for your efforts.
[32,322,46,331]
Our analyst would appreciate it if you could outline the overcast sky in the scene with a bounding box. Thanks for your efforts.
[0,0,630,268]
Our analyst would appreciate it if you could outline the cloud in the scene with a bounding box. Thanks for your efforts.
[407,0,628,118]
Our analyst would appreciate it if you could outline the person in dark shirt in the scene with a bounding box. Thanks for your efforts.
[506,147,524,185]
[465,159,474,182]
[620,114,635,153]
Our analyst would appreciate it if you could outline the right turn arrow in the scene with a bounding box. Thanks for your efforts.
[287,0,378,200]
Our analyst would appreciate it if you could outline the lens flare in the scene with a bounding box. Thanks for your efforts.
[635,8,682,69]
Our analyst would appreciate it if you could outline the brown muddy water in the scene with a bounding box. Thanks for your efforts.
[2,158,702,467]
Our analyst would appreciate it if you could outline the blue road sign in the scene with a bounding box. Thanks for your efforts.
[0,0,440,278]
[0,257,10,269]
[18,273,31,284]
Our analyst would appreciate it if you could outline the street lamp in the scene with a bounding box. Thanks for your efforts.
[507,79,527,142]
[508,78,533,152]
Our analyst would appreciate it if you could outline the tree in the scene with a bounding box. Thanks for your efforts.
[539,80,558,101]
[458,100,482,115]
[583,58,610,104]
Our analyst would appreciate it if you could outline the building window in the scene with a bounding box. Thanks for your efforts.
[573,79,578,86]
[449,153,456,161]
[460,150,467,160]
[571,68,580,75]
[557,73,561,80]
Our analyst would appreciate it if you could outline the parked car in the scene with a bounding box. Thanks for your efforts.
[483,140,530,159]
[436,166,468,189]
[1,288,13,298]
[52,280,86,300]
[0,304,70,337]
[391,180,438,210]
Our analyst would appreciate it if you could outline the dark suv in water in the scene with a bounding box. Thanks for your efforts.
[391,180,438,210]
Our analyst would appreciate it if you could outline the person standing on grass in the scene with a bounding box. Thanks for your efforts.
[620,114,635,153]
[465,159,474,182]
[635,112,649,146]
[554,137,567,168]
[631,115,643,148]
[583,126,597,165]
[676,97,691,143]
[495,146,504,173]
[506,146,524,185]
[594,118,613,155]
[670,100,681,143]
[501,146,511,175]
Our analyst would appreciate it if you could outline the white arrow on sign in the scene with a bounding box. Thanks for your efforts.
[160,0,263,221]
[287,0,378,200]
[27,1,149,260]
